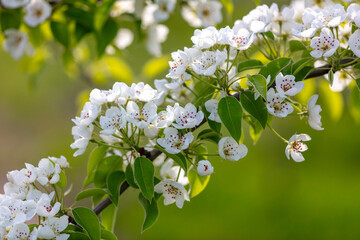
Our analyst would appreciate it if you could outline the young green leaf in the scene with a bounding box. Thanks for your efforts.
[240,91,268,128]
[125,164,138,189]
[96,19,117,57]
[289,40,307,52]
[134,157,155,201]
[94,156,122,188]
[197,129,221,144]
[76,188,107,201]
[355,78,360,91]
[218,96,243,142]
[259,57,292,85]
[94,0,116,31]
[188,170,210,198]
[101,228,118,240]
[328,70,334,87]
[1,10,22,33]
[68,232,90,240]
[263,31,275,41]
[50,21,69,47]
[72,207,101,240]
[246,74,267,100]
[237,59,263,73]
[106,170,125,206]
[138,193,159,233]
[155,145,188,172]
[55,171,67,190]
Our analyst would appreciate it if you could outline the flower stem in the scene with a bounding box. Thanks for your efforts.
[267,124,288,143]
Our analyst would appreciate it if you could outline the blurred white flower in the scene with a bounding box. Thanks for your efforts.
[114,28,134,50]
[205,99,221,123]
[3,29,31,60]
[146,24,169,57]
[349,29,360,58]
[110,0,135,17]
[160,159,189,185]
[153,0,176,22]
[24,0,51,27]
[307,94,324,131]
[1,0,28,8]
[182,0,222,28]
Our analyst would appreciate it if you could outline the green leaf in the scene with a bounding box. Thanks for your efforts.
[240,91,268,128]
[289,40,307,52]
[292,58,314,76]
[219,0,233,15]
[188,170,210,198]
[94,0,116,31]
[101,228,118,240]
[125,164,138,189]
[259,57,292,85]
[75,22,91,43]
[76,188,108,201]
[244,115,263,144]
[237,59,263,73]
[218,96,243,142]
[349,85,360,124]
[294,66,314,82]
[106,171,125,206]
[202,105,221,133]
[50,21,69,47]
[65,7,93,29]
[134,157,155,201]
[84,145,109,187]
[138,194,159,233]
[328,70,334,87]
[94,156,122,188]
[197,129,221,144]
[155,145,188,172]
[56,171,67,189]
[263,31,275,41]
[246,74,267,100]
[1,10,21,32]
[192,77,217,107]
[72,207,101,240]
[68,232,90,240]
[96,19,117,57]
[101,204,116,232]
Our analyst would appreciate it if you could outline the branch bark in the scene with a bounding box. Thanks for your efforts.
[69,56,358,224]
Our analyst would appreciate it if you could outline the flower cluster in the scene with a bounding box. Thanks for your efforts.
[0,156,70,239]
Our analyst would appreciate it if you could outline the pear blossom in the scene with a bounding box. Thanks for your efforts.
[7,224,38,240]
[3,29,31,60]
[204,99,221,123]
[6,164,37,187]
[307,95,324,131]
[166,48,195,81]
[110,0,135,17]
[113,28,134,50]
[229,28,254,50]
[144,125,159,139]
[285,134,311,162]
[155,179,190,208]
[112,82,130,105]
[24,0,51,27]
[153,0,176,22]
[182,0,222,28]
[70,122,93,157]
[269,3,294,34]
[324,70,352,92]
[242,4,272,33]
[291,8,318,38]
[191,50,226,76]
[349,29,360,58]
[36,193,61,217]
[49,156,69,169]
[275,73,304,97]
[191,27,220,49]
[0,226,5,239]
[129,82,158,102]
[37,216,69,240]
[218,137,248,161]
[3,182,29,200]
[172,103,204,129]
[312,4,347,28]
[126,101,157,129]
[154,108,176,128]
[26,187,43,202]
[160,159,189,185]
[0,199,36,227]
[197,160,214,176]
[146,24,169,57]
[75,102,100,126]
[100,106,127,135]
[36,158,61,186]
[1,0,29,8]
[310,28,339,58]
[266,88,294,118]
[157,127,194,154]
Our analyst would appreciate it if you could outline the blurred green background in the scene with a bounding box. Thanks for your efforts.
[1,0,360,239]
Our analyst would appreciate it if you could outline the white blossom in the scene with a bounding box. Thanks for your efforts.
[285,134,311,162]
[242,4,272,33]
[160,159,189,186]
[75,102,100,127]
[182,0,222,28]
[172,103,204,129]
[218,137,248,161]
[3,182,29,200]
[70,123,93,157]
[324,70,352,92]
[146,24,169,57]
[307,94,324,131]
[349,29,360,58]
[1,0,28,8]
[197,160,214,176]
[0,226,5,239]
[191,27,220,49]
[166,47,197,81]
[113,28,134,50]
[153,0,176,22]
[7,223,38,240]
[37,215,69,240]
[126,101,157,129]
[36,158,61,186]
[310,28,339,58]
[191,50,226,76]
[154,107,176,128]
[154,179,190,208]
[24,0,51,27]
[275,73,304,97]
[157,127,194,154]
[129,82,158,102]
[49,156,69,169]
[100,106,127,135]
[204,99,221,123]
[0,198,36,227]
[110,0,135,18]
[266,88,294,118]
[36,193,61,217]
[269,3,294,35]
[312,4,347,28]
[3,29,31,60]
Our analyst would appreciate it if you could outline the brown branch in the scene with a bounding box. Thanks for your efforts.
[68,56,359,225]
